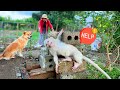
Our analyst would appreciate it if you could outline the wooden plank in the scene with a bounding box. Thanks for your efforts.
[59,71,88,79]
[29,72,55,79]
[29,68,47,76]
[25,60,40,71]
[29,68,56,79]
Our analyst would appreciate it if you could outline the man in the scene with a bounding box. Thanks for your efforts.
[34,14,54,48]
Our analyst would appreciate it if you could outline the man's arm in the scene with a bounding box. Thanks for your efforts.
[48,20,54,31]
[38,20,42,32]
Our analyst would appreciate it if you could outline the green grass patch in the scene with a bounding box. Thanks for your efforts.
[86,61,120,79]
[31,31,39,41]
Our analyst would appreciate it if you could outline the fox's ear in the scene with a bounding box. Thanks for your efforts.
[23,31,27,35]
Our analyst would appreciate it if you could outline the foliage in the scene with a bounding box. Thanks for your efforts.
[75,11,120,52]
[0,16,38,30]
[93,11,119,52]
[32,11,76,31]
[86,61,120,79]
[0,11,119,50]
[0,16,6,21]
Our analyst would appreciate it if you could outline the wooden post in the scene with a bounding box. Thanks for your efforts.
[16,23,19,38]
[17,23,19,30]
[56,18,59,31]
[2,21,4,30]
[34,24,36,30]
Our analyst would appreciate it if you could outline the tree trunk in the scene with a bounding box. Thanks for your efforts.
[56,18,58,31]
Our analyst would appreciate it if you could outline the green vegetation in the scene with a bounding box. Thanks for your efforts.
[0,16,38,30]
[0,11,119,79]
[86,61,120,79]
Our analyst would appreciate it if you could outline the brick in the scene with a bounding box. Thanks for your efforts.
[39,55,55,71]
[25,60,40,71]
[29,68,56,79]
[58,60,86,74]
[62,31,80,45]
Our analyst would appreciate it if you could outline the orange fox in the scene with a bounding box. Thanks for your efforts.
[0,31,32,60]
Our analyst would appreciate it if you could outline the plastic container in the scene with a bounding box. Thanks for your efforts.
[91,37,102,51]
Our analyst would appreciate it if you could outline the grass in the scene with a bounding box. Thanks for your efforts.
[31,31,39,41]
[86,61,120,79]
[0,30,40,49]
[0,30,52,48]
[12,30,39,41]
[26,30,52,48]
[26,31,39,48]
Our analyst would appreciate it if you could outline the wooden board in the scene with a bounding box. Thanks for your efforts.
[25,60,40,71]
[29,68,56,79]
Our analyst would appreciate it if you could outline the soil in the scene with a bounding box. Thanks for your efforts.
[0,30,119,79]
[0,49,40,79]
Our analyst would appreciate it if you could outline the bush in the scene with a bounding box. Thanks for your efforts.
[86,61,120,79]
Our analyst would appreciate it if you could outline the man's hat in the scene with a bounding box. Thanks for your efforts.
[41,14,48,19]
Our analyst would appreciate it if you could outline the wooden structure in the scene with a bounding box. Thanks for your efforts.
[0,21,37,30]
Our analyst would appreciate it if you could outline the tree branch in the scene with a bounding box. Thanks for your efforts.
[111,45,120,65]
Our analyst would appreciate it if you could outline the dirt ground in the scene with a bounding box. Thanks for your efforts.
[0,49,120,79]
[0,50,40,79]
[0,30,119,79]
[0,49,117,79]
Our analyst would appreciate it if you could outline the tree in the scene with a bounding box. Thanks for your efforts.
[32,11,75,31]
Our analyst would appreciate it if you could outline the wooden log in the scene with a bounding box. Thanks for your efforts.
[25,60,40,71]
[29,68,56,79]
[29,68,46,76]
[58,71,88,79]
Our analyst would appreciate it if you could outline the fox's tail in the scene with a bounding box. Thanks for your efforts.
[0,53,3,60]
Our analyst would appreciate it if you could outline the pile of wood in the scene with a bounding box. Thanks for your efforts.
[16,60,56,79]
[17,60,87,79]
